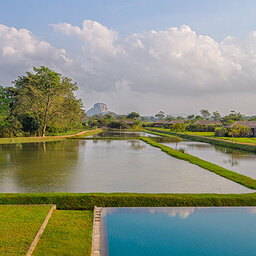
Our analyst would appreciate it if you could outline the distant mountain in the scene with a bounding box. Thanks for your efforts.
[86,103,109,117]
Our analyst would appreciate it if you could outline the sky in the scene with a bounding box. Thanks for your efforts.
[1,0,256,115]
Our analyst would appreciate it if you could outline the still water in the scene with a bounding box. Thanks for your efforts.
[162,140,256,179]
[0,139,252,193]
[101,207,256,256]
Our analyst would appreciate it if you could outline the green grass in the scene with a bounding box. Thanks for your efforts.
[33,210,93,256]
[140,137,256,190]
[0,129,101,145]
[0,136,67,144]
[46,129,85,136]
[2,193,256,210]
[183,131,215,137]
[143,130,183,142]
[0,205,53,255]
[217,137,256,144]
[69,129,103,139]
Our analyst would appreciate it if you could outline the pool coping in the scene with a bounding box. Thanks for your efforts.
[91,206,102,256]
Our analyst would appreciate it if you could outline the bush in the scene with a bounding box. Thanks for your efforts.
[215,127,228,137]
[108,120,129,129]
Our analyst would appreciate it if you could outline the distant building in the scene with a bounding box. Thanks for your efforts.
[227,121,256,137]
[168,120,185,125]
[153,120,169,127]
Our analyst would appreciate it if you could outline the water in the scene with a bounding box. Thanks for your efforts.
[89,130,156,137]
[0,139,252,193]
[101,207,256,256]
[162,140,256,179]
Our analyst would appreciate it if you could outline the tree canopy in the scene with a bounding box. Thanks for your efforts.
[11,66,85,136]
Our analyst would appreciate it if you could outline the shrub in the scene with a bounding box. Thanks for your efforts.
[215,127,228,137]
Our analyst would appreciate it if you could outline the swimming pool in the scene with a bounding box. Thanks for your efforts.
[101,207,256,256]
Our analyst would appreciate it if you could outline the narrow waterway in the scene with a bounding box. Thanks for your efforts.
[162,140,256,179]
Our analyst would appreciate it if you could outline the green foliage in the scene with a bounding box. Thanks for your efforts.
[1,193,256,210]
[0,86,11,126]
[215,127,228,137]
[12,66,84,137]
[221,110,244,125]
[126,112,140,119]
[200,109,211,119]
[155,111,165,119]
[187,123,220,132]
[211,111,221,120]
[170,122,186,132]
[108,120,129,129]
[228,124,252,138]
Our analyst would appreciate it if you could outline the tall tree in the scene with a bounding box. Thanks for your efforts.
[126,112,140,119]
[200,109,211,120]
[155,111,165,120]
[0,86,10,126]
[211,111,221,120]
[12,66,84,137]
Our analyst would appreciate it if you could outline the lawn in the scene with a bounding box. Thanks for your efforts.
[0,205,53,255]
[183,131,215,137]
[216,137,256,144]
[33,210,93,256]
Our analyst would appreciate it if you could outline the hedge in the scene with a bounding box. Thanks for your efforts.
[1,193,256,210]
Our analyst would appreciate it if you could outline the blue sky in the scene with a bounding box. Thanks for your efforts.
[1,0,256,41]
[1,0,256,114]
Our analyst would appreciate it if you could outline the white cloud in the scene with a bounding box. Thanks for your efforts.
[1,21,256,114]
[0,24,73,84]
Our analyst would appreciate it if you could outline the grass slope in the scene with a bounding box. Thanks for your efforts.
[33,210,93,256]
[140,137,256,190]
[0,205,53,255]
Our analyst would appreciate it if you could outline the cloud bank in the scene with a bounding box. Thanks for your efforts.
[1,21,256,114]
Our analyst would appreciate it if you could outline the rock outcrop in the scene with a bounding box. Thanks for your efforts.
[86,103,109,117]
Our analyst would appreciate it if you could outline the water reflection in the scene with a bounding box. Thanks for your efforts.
[162,140,256,179]
[0,140,80,192]
[0,139,253,193]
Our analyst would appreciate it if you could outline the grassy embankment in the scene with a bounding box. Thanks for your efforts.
[33,210,93,256]
[146,128,256,152]
[0,205,53,255]
[1,193,256,210]
[0,129,103,145]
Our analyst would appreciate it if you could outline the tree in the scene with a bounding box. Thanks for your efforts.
[12,66,84,137]
[0,86,10,126]
[155,111,165,120]
[187,114,195,120]
[222,111,244,125]
[200,109,211,120]
[126,112,140,119]
[211,111,221,120]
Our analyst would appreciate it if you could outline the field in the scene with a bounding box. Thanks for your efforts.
[0,205,52,255]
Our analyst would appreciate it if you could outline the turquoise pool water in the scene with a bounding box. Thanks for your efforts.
[101,207,256,256]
